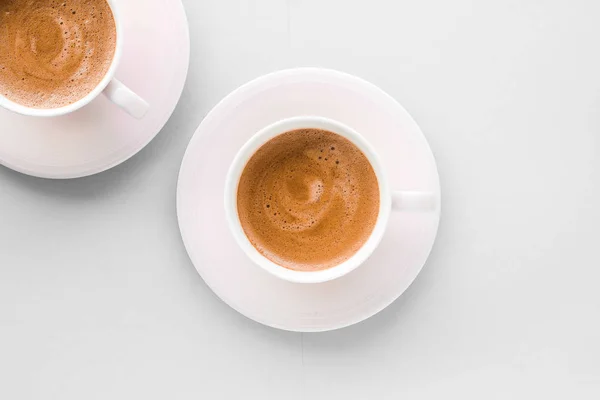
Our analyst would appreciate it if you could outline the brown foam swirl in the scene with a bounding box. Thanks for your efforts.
[237,128,380,271]
[260,152,347,232]
[0,0,116,108]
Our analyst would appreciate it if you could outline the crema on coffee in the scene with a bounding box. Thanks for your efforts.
[0,0,117,108]
[237,128,380,272]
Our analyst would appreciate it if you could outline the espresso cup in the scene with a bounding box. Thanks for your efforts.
[0,0,148,119]
[225,116,437,284]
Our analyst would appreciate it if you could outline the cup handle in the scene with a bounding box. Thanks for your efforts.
[102,78,149,119]
[392,191,437,212]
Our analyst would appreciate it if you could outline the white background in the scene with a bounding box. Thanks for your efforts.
[1,0,599,398]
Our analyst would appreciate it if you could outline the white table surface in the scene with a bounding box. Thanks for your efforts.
[1,0,599,398]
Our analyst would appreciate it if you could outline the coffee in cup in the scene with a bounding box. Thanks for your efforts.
[237,128,380,272]
[0,0,116,109]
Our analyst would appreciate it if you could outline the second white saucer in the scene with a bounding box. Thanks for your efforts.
[177,68,441,332]
[0,0,189,179]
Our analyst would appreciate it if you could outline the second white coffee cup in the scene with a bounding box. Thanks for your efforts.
[225,116,436,284]
[0,0,148,119]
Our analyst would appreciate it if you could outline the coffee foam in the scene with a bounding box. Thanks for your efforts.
[237,129,380,272]
[0,0,116,109]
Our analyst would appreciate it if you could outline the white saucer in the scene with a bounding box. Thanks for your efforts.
[177,68,441,332]
[0,0,189,179]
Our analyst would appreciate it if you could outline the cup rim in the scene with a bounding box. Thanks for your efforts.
[224,116,392,284]
[0,0,122,117]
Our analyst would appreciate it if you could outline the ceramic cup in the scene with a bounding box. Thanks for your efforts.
[0,0,149,119]
[225,116,437,284]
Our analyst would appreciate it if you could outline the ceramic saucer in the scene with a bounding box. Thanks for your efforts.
[0,0,189,179]
[177,68,441,332]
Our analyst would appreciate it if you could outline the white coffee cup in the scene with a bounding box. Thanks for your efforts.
[0,0,148,119]
[225,116,437,284]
